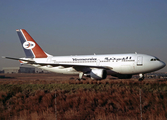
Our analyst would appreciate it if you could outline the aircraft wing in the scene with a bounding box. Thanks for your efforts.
[2,56,112,71]
[38,63,113,70]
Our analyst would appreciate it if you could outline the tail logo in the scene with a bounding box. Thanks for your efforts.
[23,41,36,49]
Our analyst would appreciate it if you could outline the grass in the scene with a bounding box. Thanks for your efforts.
[0,84,96,94]
[1,73,167,119]
[1,80,167,92]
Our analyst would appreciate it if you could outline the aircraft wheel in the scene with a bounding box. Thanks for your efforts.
[138,78,144,81]
[138,73,144,81]
[76,78,81,81]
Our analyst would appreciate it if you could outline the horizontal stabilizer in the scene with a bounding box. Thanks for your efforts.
[2,56,35,64]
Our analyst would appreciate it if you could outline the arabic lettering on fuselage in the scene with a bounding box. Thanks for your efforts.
[105,57,134,62]
[72,57,134,62]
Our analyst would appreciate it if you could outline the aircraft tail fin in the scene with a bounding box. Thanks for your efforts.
[16,29,50,58]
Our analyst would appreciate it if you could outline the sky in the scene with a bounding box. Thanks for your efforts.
[0,0,167,72]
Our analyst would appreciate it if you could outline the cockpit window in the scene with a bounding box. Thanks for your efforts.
[157,58,160,61]
[150,58,160,61]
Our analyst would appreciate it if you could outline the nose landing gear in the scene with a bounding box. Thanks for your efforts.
[139,73,144,81]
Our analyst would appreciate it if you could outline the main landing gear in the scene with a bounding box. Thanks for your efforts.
[77,72,86,81]
[138,73,144,81]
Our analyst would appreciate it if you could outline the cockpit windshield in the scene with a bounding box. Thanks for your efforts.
[150,57,160,61]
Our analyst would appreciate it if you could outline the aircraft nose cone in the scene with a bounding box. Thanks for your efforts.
[161,61,166,68]
[159,61,166,69]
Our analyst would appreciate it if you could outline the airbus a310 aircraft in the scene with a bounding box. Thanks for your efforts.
[3,29,166,81]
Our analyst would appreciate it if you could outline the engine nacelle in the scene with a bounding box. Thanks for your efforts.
[89,69,107,80]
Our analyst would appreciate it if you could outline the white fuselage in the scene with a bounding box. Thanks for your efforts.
[28,53,165,76]
[5,29,166,80]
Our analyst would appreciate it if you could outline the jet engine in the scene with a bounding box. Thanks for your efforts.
[85,69,107,80]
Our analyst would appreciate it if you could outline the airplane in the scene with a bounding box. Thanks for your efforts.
[3,29,166,81]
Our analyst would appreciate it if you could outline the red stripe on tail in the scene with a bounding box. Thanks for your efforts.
[21,29,47,58]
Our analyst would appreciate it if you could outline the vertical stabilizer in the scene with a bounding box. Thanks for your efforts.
[16,29,48,58]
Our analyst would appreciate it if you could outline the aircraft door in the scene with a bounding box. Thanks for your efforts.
[137,56,143,66]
